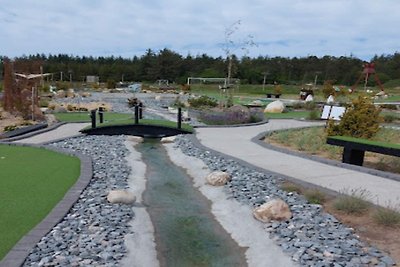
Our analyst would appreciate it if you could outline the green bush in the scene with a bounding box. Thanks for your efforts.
[373,205,400,227]
[304,189,326,204]
[383,114,397,123]
[322,80,335,98]
[280,182,302,194]
[327,95,382,138]
[307,110,320,120]
[188,96,218,108]
[333,188,372,214]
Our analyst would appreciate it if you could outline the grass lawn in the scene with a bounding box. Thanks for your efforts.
[54,112,132,123]
[265,110,320,119]
[0,145,80,260]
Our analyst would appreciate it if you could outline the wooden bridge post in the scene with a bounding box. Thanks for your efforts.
[177,107,182,129]
[134,105,139,124]
[90,109,97,128]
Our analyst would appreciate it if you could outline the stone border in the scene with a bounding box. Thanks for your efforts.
[0,143,93,267]
[254,131,400,182]
[0,122,67,143]
[193,119,269,128]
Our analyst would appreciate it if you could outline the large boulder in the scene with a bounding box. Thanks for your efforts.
[305,94,314,102]
[107,190,136,204]
[326,95,335,104]
[264,100,285,113]
[161,136,176,143]
[253,198,292,222]
[205,171,231,186]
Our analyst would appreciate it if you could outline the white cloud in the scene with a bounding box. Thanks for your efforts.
[1,0,399,60]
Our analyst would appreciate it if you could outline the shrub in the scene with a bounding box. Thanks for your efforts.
[304,101,317,111]
[307,110,320,120]
[188,96,218,108]
[304,189,326,204]
[280,182,302,194]
[373,205,400,227]
[333,188,372,214]
[327,95,382,138]
[383,114,397,123]
[4,125,18,132]
[322,80,335,98]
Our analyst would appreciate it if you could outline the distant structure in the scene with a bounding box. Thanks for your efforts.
[2,58,46,120]
[351,62,384,92]
[86,75,99,84]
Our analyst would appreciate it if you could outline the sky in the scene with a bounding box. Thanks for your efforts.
[1,0,399,60]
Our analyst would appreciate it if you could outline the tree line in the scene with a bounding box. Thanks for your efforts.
[1,49,400,86]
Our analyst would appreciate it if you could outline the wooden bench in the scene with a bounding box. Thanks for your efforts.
[327,136,400,166]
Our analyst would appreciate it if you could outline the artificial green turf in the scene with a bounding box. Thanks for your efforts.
[265,111,319,119]
[328,136,400,149]
[54,112,132,122]
[0,145,80,260]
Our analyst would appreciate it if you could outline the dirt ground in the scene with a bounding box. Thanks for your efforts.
[269,139,400,264]
[324,200,400,264]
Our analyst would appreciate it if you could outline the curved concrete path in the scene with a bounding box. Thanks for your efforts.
[196,119,400,207]
[13,123,90,144]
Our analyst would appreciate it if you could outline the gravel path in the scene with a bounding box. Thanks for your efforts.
[11,92,397,266]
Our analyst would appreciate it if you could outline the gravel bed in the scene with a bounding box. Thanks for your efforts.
[173,135,396,267]
[23,135,134,267]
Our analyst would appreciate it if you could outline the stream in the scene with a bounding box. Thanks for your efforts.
[138,139,247,267]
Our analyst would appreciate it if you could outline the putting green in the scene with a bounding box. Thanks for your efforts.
[0,145,80,260]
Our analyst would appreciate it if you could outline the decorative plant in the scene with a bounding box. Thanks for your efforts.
[327,95,382,139]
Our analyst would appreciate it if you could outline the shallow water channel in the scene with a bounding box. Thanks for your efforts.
[138,139,247,267]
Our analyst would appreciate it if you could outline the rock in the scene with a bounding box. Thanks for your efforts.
[155,95,162,101]
[161,136,176,143]
[107,190,136,204]
[250,100,263,106]
[327,95,335,104]
[253,198,292,222]
[264,100,285,113]
[205,171,231,186]
[55,90,66,98]
[305,94,314,102]
[67,89,75,98]
[128,136,143,143]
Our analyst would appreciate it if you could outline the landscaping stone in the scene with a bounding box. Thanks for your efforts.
[107,190,136,204]
[160,136,176,143]
[264,100,285,113]
[205,171,231,186]
[253,198,292,222]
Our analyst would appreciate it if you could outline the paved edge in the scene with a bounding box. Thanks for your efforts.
[0,122,67,143]
[188,133,340,198]
[193,119,269,128]
[255,130,400,182]
[0,143,93,267]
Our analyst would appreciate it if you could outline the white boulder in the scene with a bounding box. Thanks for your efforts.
[264,100,285,113]
[161,136,176,143]
[327,95,335,104]
[253,198,292,222]
[205,171,231,186]
[305,94,314,102]
[107,190,136,204]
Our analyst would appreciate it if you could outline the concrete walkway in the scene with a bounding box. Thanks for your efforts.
[13,123,89,144]
[196,119,400,207]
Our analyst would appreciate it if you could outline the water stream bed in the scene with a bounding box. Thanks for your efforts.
[138,139,247,267]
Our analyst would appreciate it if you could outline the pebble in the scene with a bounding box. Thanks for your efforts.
[21,93,397,266]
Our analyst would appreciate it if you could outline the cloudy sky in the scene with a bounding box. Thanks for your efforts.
[1,0,399,60]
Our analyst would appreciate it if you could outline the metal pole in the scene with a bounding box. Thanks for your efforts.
[134,105,139,124]
[139,102,143,119]
[177,107,182,129]
[90,110,97,128]
[99,107,104,123]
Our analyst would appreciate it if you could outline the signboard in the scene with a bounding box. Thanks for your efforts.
[321,105,346,121]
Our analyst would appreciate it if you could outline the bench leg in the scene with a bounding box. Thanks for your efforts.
[343,148,365,166]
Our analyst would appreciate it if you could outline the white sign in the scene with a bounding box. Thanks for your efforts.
[321,105,346,121]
